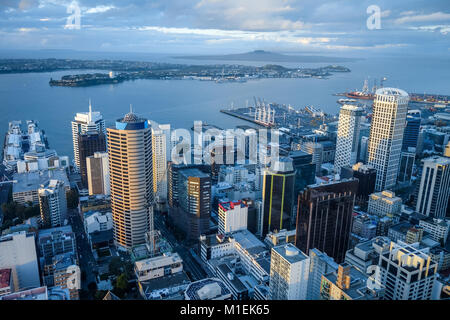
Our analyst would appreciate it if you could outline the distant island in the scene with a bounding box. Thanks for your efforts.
[47,62,350,87]
[173,50,360,63]
[0,58,350,87]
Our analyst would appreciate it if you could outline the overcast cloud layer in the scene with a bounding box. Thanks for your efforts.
[0,0,449,55]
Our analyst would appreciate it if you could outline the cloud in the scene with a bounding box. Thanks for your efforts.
[136,25,332,45]
[84,5,115,14]
[409,25,450,35]
[395,11,450,24]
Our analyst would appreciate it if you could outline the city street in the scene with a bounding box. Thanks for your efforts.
[68,208,98,291]
[154,213,207,281]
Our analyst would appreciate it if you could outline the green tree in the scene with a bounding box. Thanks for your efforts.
[109,257,123,276]
[115,273,128,291]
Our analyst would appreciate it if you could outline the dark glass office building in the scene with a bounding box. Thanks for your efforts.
[295,178,358,263]
[262,157,295,238]
[77,131,106,188]
[402,115,421,151]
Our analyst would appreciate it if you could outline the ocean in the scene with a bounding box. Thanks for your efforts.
[0,53,449,160]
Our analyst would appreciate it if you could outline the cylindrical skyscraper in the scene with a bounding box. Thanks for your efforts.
[367,88,409,191]
[107,110,153,249]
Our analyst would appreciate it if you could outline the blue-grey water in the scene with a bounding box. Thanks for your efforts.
[0,54,449,161]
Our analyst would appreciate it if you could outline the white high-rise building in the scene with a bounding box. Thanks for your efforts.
[0,232,41,291]
[378,241,437,300]
[86,152,110,196]
[269,243,310,300]
[151,123,170,202]
[71,101,106,171]
[415,156,450,219]
[367,88,409,191]
[334,105,363,174]
[38,179,68,228]
[218,201,248,235]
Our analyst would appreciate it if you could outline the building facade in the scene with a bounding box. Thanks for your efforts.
[262,158,295,237]
[295,178,358,263]
[107,111,153,249]
[334,105,363,175]
[367,88,409,191]
[86,151,110,196]
[269,243,310,300]
[71,102,106,171]
[415,156,450,218]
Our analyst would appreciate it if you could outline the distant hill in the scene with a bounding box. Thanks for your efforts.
[174,50,359,63]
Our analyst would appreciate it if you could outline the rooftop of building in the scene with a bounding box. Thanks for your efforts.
[0,268,12,289]
[389,221,415,234]
[13,168,69,194]
[324,264,378,300]
[38,225,74,241]
[135,252,182,272]
[179,167,210,179]
[184,278,231,300]
[140,271,191,300]
[1,286,48,300]
[217,263,248,293]
[376,87,409,97]
[52,252,77,270]
[422,155,450,166]
[218,200,247,211]
[272,243,309,264]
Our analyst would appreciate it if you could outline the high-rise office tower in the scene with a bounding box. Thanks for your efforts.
[38,179,68,228]
[269,243,310,300]
[151,123,170,203]
[378,241,437,300]
[367,88,409,191]
[171,167,211,240]
[334,105,363,175]
[301,142,323,175]
[397,149,415,183]
[262,157,295,238]
[415,156,450,218]
[107,110,153,249]
[71,101,106,171]
[358,136,369,163]
[340,162,376,208]
[218,200,248,235]
[288,150,315,198]
[86,152,110,195]
[77,131,106,188]
[402,110,421,151]
[295,178,358,263]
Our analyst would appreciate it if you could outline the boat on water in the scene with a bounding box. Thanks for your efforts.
[337,98,358,105]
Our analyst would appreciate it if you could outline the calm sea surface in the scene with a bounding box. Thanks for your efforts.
[0,54,449,160]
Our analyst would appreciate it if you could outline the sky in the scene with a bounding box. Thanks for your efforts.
[0,0,449,56]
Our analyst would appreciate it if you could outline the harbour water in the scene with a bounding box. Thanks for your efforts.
[0,53,449,160]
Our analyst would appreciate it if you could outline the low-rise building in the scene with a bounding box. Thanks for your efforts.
[368,190,402,221]
[134,252,183,282]
[184,278,232,300]
[0,268,14,296]
[320,263,384,300]
[264,229,296,248]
